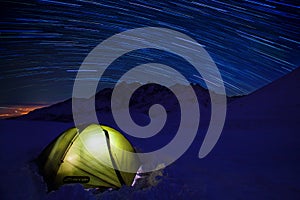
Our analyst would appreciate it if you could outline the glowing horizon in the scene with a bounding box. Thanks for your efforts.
[0,105,47,119]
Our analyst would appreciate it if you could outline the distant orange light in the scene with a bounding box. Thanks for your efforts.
[0,105,47,119]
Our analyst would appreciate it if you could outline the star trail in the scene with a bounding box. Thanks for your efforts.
[1,0,299,106]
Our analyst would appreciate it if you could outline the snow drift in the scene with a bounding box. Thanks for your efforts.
[1,68,300,199]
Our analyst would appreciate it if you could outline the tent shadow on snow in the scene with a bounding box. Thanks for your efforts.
[37,124,141,191]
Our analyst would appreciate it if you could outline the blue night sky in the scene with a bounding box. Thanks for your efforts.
[1,0,299,105]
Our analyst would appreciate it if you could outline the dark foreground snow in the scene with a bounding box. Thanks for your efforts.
[0,68,300,199]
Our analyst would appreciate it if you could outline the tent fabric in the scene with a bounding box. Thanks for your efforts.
[38,124,140,190]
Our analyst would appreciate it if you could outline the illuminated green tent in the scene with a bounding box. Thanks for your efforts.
[38,124,140,190]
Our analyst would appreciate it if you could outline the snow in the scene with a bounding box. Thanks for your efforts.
[0,68,300,199]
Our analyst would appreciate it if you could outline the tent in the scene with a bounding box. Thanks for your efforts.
[38,124,140,190]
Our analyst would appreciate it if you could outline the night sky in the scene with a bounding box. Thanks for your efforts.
[1,0,299,106]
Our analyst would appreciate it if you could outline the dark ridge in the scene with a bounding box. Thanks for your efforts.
[11,83,235,122]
